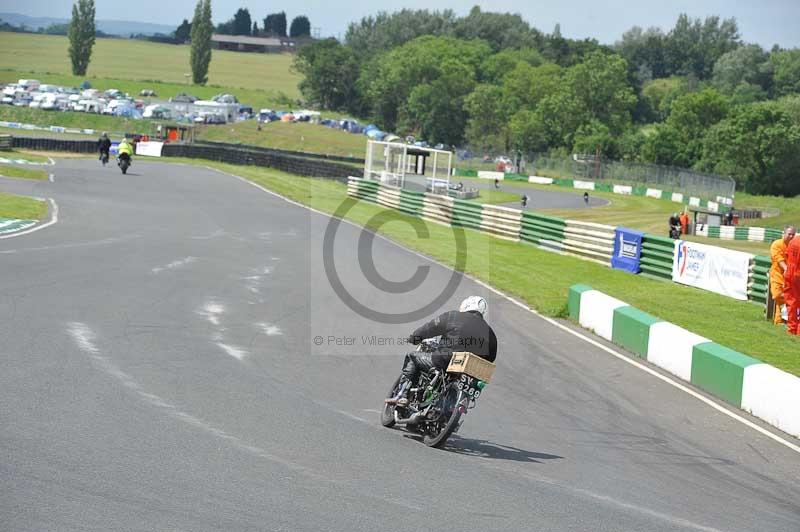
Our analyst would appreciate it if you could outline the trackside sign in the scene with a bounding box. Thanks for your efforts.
[672,240,751,300]
[611,227,644,273]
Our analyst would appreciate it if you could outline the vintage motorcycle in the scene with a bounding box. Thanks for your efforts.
[381,340,494,448]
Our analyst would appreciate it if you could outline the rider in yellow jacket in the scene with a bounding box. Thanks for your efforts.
[117,138,134,158]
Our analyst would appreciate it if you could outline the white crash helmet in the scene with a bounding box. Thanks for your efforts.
[459,295,487,317]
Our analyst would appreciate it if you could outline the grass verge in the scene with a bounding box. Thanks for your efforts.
[467,189,522,205]
[0,191,46,219]
[0,164,48,180]
[196,121,368,158]
[0,149,51,163]
[164,158,800,377]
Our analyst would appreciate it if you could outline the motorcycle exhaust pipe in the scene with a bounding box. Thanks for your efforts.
[394,408,429,426]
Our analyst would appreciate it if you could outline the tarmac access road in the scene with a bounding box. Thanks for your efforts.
[1,159,798,532]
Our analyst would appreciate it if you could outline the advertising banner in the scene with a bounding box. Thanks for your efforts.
[135,141,164,157]
[672,240,751,300]
[611,227,644,273]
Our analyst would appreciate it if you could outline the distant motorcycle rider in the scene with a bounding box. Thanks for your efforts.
[387,296,497,407]
[98,132,111,164]
[117,137,134,165]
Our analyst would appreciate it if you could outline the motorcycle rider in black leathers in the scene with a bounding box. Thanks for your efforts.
[387,296,497,407]
[98,132,111,164]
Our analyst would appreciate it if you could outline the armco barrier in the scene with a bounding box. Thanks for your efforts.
[10,136,355,182]
[568,284,800,439]
[195,140,365,165]
[161,144,354,181]
[12,137,96,153]
[748,256,770,304]
[519,212,566,252]
[346,177,770,308]
[697,224,783,244]
[640,235,674,280]
[479,204,521,241]
[562,220,615,265]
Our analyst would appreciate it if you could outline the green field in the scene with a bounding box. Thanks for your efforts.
[0,191,46,219]
[0,32,301,104]
[0,164,48,180]
[163,157,800,377]
[198,120,368,158]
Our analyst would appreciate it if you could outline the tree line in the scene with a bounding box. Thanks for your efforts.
[294,7,800,196]
[209,8,311,38]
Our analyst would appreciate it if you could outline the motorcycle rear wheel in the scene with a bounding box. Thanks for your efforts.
[423,382,463,448]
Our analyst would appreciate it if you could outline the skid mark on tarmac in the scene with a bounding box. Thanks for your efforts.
[66,321,321,478]
[217,342,248,360]
[151,256,197,274]
[258,322,283,336]
[65,321,430,512]
[197,301,225,326]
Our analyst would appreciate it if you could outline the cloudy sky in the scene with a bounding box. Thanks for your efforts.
[3,0,799,48]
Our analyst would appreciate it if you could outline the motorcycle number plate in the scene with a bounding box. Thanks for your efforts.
[456,374,482,399]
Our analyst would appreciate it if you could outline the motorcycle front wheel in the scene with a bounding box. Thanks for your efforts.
[423,381,464,448]
[381,375,401,428]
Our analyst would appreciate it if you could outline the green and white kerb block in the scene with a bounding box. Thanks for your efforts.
[568,284,800,439]
[0,218,36,235]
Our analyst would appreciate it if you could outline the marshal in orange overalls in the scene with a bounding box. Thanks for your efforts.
[770,237,789,324]
[784,236,800,335]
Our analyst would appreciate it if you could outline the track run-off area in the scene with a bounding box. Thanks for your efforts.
[1,159,798,532]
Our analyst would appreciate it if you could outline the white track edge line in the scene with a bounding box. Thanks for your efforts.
[211,167,800,454]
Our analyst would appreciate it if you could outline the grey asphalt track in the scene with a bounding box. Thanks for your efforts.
[463,179,610,210]
[1,159,799,532]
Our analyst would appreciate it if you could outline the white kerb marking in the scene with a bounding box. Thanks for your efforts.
[210,166,800,455]
[0,198,59,240]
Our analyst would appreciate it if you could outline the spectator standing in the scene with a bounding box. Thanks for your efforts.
[784,232,800,335]
[770,226,796,325]
[679,211,690,235]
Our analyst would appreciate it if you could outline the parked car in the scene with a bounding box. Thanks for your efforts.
[212,93,237,104]
[13,93,33,106]
[171,92,197,103]
[18,79,40,91]
[139,89,157,97]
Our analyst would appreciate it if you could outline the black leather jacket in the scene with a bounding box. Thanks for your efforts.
[98,137,111,153]
[408,310,497,362]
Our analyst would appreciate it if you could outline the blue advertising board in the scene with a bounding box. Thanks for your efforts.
[611,227,644,273]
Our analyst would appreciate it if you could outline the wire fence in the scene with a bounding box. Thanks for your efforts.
[455,149,736,200]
